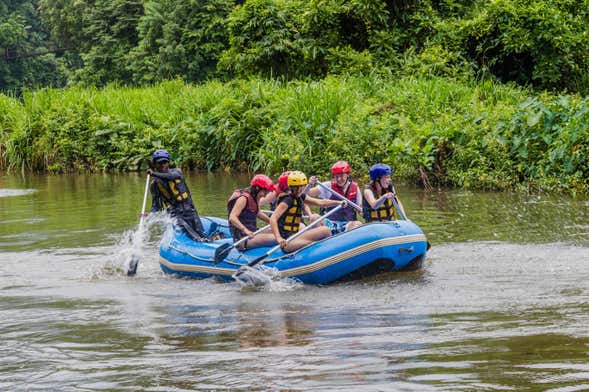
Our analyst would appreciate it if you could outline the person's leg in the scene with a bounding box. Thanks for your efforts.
[184,209,206,237]
[244,233,277,249]
[175,217,206,241]
[344,220,362,231]
[308,213,325,226]
[283,226,332,252]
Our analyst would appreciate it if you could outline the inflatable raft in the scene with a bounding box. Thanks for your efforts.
[159,217,428,284]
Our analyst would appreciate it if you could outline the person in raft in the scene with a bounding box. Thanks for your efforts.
[146,149,208,241]
[270,171,346,252]
[307,160,363,233]
[259,170,290,210]
[227,174,277,250]
[362,163,407,222]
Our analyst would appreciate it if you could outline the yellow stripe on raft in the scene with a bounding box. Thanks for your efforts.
[160,233,427,278]
[160,257,236,276]
[279,234,427,277]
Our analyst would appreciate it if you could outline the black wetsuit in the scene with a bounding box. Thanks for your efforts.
[149,168,207,241]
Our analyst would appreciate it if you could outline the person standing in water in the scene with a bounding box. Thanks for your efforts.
[146,149,208,241]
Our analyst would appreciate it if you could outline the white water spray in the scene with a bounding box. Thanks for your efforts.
[100,213,170,275]
[235,265,303,292]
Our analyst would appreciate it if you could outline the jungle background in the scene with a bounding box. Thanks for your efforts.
[1,0,588,193]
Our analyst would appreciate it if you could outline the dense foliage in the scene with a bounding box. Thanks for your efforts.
[0,0,68,91]
[1,0,588,93]
[1,0,588,193]
[1,76,587,193]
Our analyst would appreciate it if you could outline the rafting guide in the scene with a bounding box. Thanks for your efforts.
[146,149,209,242]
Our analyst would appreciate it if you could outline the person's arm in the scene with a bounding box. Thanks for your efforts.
[257,209,271,224]
[258,192,276,207]
[305,195,344,208]
[363,188,394,209]
[304,175,318,195]
[270,201,289,248]
[303,204,313,221]
[228,196,255,239]
[149,168,182,181]
[354,185,363,207]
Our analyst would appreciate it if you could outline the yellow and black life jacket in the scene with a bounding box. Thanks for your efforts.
[362,185,395,222]
[277,192,306,238]
[154,174,190,207]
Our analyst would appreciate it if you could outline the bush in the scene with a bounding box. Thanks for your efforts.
[438,0,589,93]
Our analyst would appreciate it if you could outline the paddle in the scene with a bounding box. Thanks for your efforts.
[234,203,345,277]
[214,224,271,264]
[386,185,431,250]
[127,174,151,276]
[316,181,362,212]
[387,185,407,220]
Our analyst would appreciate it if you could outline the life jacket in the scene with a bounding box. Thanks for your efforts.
[362,184,395,222]
[277,192,306,238]
[153,172,191,207]
[320,179,358,221]
[227,190,258,238]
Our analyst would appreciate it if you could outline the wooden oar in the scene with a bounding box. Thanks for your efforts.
[127,174,151,276]
[214,224,271,264]
[316,181,362,212]
[234,204,344,277]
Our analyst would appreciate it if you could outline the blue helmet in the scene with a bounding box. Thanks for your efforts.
[152,149,170,163]
[369,163,393,181]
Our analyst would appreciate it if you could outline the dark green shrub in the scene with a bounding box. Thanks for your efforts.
[439,0,589,93]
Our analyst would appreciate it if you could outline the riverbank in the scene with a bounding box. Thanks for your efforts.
[1,75,587,193]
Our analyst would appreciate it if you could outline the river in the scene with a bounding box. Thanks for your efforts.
[1,173,588,391]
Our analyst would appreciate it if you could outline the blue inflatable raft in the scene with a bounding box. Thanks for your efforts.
[159,216,428,284]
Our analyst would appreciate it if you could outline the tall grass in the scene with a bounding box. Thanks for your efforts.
[0,75,587,193]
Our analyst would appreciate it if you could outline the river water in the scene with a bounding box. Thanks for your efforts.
[1,173,588,391]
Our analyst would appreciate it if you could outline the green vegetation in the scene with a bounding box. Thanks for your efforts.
[1,0,588,193]
[2,0,589,94]
[1,75,587,193]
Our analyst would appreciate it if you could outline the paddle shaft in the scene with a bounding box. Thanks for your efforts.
[387,185,406,220]
[127,174,151,276]
[220,224,270,255]
[316,181,362,212]
[139,174,151,229]
[244,203,344,269]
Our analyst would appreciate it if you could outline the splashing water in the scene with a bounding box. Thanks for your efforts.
[235,265,303,292]
[102,212,170,275]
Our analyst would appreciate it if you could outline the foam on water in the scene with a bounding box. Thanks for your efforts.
[0,188,37,198]
[100,212,171,275]
[235,265,304,292]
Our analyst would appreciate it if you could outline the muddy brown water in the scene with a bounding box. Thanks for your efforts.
[1,173,588,391]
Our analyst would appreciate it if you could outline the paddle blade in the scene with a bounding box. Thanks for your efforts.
[127,256,139,276]
[234,254,266,277]
[214,242,231,264]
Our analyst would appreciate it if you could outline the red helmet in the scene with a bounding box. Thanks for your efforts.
[331,161,351,175]
[250,174,275,192]
[277,171,291,193]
